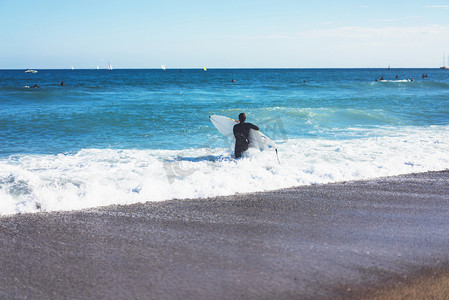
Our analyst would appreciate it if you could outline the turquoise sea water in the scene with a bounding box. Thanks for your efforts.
[2,68,448,155]
[1,68,448,214]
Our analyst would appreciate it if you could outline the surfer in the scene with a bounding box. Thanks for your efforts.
[233,113,259,158]
[58,81,65,86]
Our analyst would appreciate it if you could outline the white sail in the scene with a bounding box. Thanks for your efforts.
[108,62,113,70]
[441,53,449,69]
[161,65,166,71]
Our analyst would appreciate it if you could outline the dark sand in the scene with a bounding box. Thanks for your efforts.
[1,170,448,299]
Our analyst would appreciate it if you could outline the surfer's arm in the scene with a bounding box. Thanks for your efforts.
[250,123,259,131]
[233,124,239,138]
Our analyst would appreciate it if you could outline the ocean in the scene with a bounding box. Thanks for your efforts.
[1,68,448,215]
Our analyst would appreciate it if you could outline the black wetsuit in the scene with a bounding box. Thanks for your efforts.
[233,122,259,158]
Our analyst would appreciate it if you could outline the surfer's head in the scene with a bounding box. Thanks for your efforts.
[238,113,246,123]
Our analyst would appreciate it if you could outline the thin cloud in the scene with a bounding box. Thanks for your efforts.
[425,5,449,9]
[404,16,423,19]
[237,34,293,40]
[297,25,449,39]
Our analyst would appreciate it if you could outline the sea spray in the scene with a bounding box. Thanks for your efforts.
[1,125,448,215]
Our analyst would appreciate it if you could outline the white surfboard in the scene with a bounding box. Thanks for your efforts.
[379,79,411,83]
[209,115,278,151]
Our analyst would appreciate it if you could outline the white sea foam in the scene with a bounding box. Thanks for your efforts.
[1,125,448,216]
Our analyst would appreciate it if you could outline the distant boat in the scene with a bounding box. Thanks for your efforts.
[25,69,37,73]
[108,62,113,70]
[203,67,207,71]
[441,54,449,69]
[96,65,100,70]
[387,65,391,70]
[71,66,75,70]
[161,65,166,71]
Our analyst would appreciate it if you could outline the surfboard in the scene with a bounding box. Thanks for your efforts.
[379,79,411,83]
[209,115,278,152]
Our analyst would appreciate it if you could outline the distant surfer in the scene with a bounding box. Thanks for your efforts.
[233,113,259,158]
[58,81,65,86]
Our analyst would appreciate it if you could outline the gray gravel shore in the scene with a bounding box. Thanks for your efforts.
[1,170,448,299]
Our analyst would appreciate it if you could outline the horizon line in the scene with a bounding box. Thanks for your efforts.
[1,67,446,70]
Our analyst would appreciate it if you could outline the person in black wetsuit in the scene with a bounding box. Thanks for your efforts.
[233,113,259,158]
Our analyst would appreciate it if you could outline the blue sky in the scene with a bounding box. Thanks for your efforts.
[1,0,448,68]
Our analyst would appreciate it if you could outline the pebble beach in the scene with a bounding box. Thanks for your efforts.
[1,170,448,299]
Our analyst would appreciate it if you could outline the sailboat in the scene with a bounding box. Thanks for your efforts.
[96,65,100,70]
[25,69,37,73]
[203,67,207,71]
[108,62,113,70]
[440,54,449,69]
[161,65,166,71]
[71,66,75,70]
